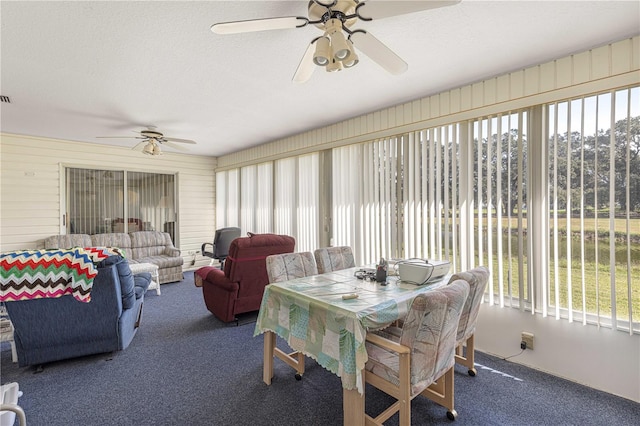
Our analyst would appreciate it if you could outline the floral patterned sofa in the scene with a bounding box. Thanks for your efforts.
[44,231,183,284]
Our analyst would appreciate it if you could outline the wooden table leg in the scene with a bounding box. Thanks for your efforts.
[343,387,365,426]
[263,331,275,385]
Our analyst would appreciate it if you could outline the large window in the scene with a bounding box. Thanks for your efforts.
[216,86,639,334]
[65,168,177,242]
[547,87,639,332]
[329,87,638,333]
[470,112,529,309]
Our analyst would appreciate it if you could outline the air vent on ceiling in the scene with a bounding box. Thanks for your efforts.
[0,96,11,103]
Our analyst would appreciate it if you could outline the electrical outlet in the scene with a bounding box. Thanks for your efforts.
[521,332,534,350]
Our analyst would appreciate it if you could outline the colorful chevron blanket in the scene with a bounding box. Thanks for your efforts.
[0,248,98,303]
[83,246,125,263]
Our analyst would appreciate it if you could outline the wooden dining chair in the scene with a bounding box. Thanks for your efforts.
[448,266,491,376]
[264,252,318,380]
[363,280,470,425]
[313,246,355,274]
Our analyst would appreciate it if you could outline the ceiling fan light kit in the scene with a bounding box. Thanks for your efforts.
[210,0,461,83]
[342,39,359,68]
[313,36,332,66]
[325,18,350,61]
[142,142,163,156]
[327,58,343,73]
[142,142,156,155]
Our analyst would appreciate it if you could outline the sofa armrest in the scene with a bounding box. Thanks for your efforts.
[164,247,181,257]
[134,272,152,299]
[202,268,239,293]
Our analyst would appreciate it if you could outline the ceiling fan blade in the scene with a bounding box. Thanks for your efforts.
[292,41,317,84]
[350,31,408,75]
[211,17,308,35]
[132,141,147,151]
[163,141,188,152]
[163,137,196,144]
[357,0,460,20]
[96,136,143,139]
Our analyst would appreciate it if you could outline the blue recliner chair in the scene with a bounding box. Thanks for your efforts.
[5,255,150,367]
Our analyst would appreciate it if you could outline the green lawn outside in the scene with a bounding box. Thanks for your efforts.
[471,215,639,322]
[481,250,638,321]
[485,216,640,237]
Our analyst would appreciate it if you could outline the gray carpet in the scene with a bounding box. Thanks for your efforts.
[1,271,638,426]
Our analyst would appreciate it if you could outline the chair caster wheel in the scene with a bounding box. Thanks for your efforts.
[295,373,302,381]
[468,368,476,377]
[446,410,457,421]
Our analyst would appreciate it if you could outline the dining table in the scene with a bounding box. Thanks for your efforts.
[254,265,450,425]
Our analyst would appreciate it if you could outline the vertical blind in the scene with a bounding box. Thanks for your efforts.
[469,112,529,310]
[255,162,274,233]
[547,87,639,333]
[66,169,124,235]
[240,163,273,234]
[400,126,461,268]
[332,127,463,268]
[216,154,320,252]
[274,153,320,251]
[274,158,296,237]
[215,168,241,228]
[66,168,176,241]
[331,141,406,264]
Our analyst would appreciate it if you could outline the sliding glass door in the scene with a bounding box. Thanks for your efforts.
[65,168,177,243]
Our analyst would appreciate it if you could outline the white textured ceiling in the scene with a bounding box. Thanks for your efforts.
[1,1,639,157]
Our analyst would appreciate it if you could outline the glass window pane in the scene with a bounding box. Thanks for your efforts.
[66,168,124,235]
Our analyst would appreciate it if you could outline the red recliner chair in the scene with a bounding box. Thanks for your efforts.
[195,233,295,323]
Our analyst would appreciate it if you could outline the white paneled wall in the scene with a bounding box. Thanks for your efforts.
[0,134,216,269]
[218,36,640,170]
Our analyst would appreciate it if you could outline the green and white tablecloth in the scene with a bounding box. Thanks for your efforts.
[254,267,448,394]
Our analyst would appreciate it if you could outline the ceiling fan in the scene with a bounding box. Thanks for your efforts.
[211,0,460,83]
[97,126,196,156]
